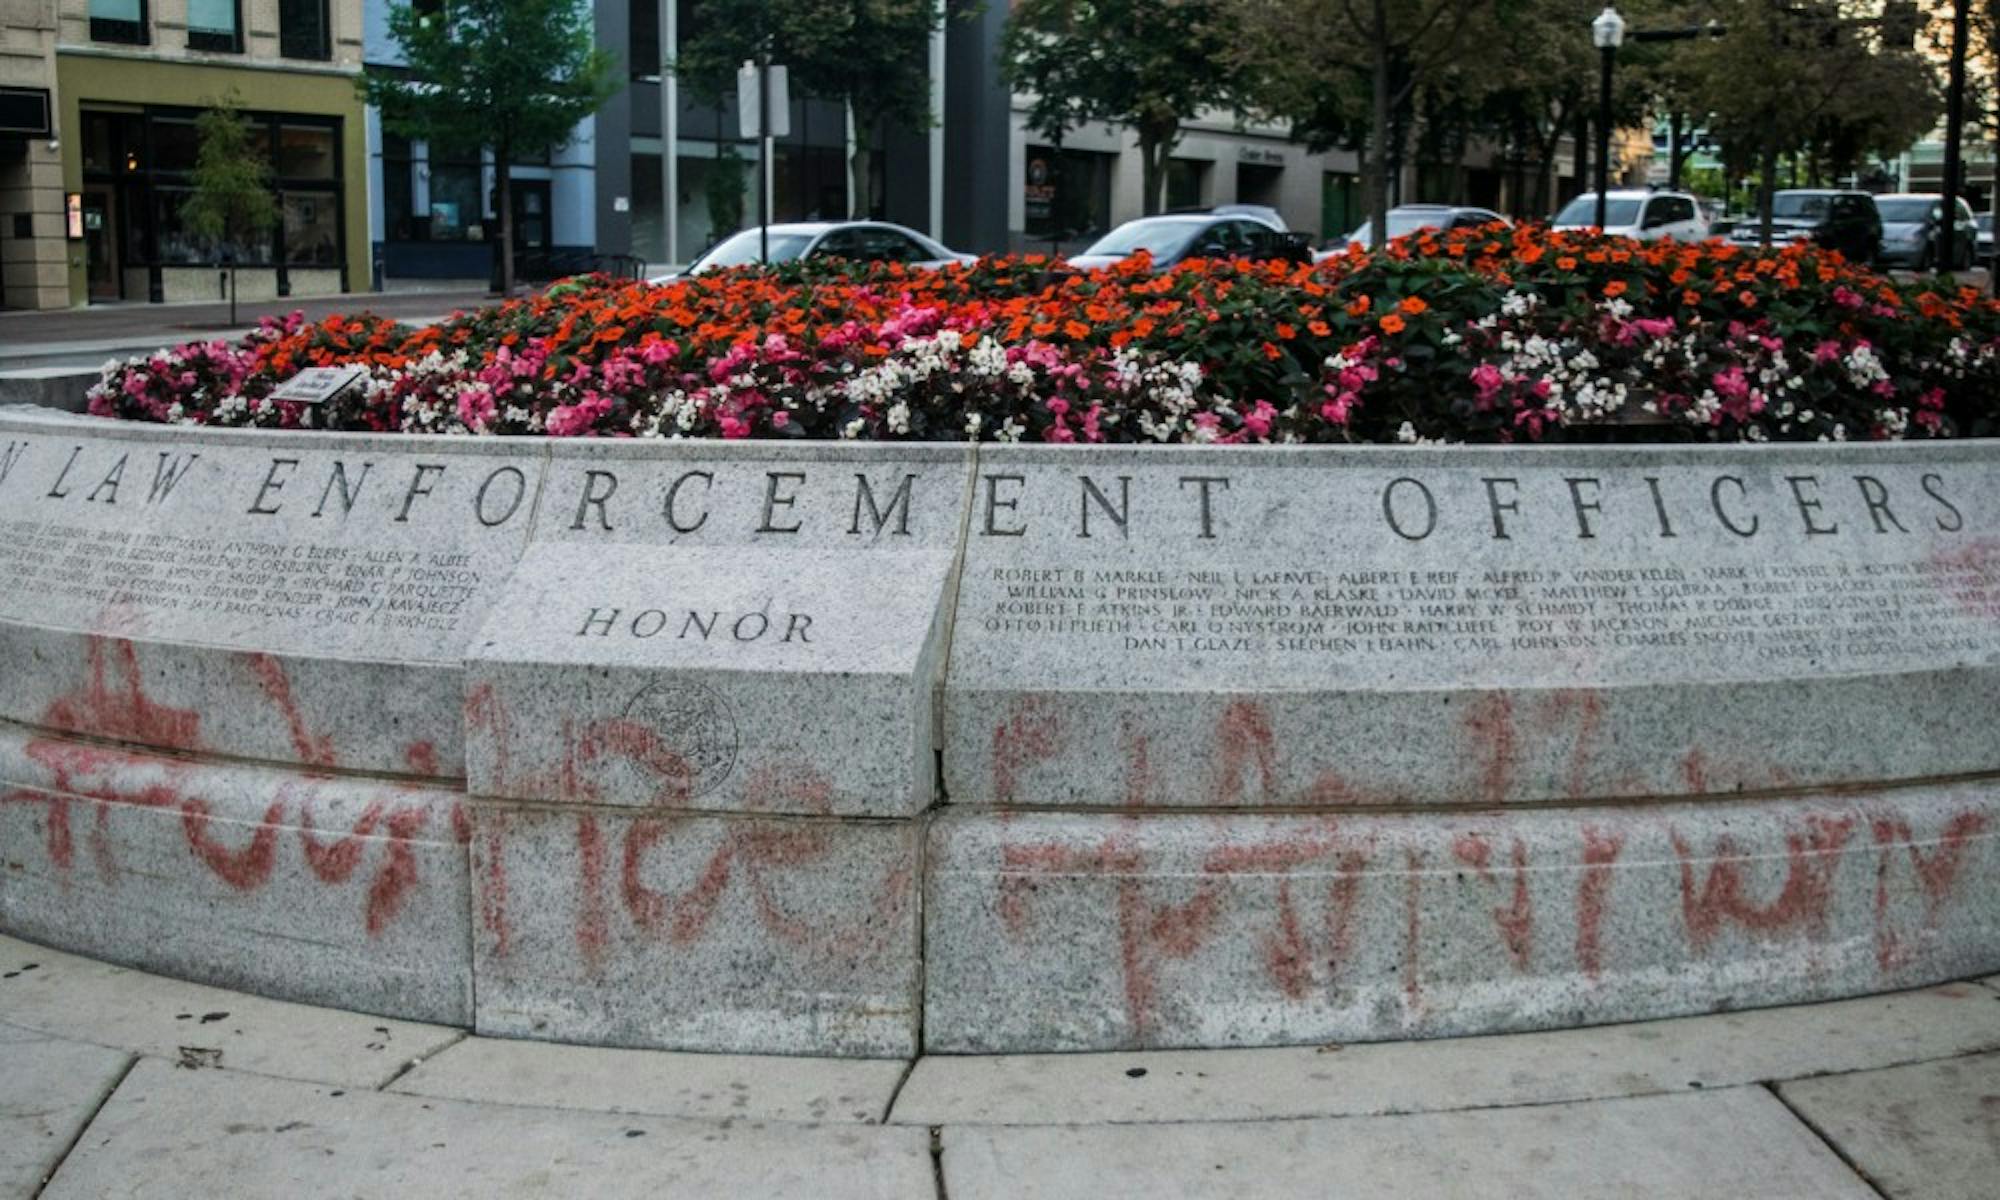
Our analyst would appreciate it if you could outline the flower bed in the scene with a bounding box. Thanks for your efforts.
[85,225,2000,443]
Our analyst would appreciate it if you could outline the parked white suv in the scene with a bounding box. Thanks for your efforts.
[1551,190,1707,241]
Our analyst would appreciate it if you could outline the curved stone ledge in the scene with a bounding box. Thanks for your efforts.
[0,721,472,1024]
[923,784,2000,1053]
[1,406,1997,1056]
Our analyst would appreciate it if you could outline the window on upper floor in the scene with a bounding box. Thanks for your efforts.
[631,0,659,78]
[89,0,148,45]
[186,0,242,51]
[280,0,331,60]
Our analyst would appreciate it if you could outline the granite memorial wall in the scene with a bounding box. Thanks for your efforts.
[1,404,1995,1055]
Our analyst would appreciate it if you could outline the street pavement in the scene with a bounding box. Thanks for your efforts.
[2,934,1996,1198]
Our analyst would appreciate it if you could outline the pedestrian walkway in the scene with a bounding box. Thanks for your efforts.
[0,286,494,370]
[2,933,1995,1197]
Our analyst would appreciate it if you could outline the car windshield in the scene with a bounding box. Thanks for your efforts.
[1771,194,1832,220]
[1874,199,1934,222]
[690,229,817,272]
[1554,196,1642,226]
[1346,211,1450,242]
[1082,218,1205,260]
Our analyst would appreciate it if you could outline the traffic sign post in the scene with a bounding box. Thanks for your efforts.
[738,57,790,264]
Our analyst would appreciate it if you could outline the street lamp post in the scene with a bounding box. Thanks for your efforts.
[1592,6,1625,230]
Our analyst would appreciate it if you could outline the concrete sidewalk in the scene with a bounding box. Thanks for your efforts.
[2,934,1995,1198]
[0,286,494,370]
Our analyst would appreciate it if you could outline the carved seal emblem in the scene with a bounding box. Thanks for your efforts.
[622,680,738,797]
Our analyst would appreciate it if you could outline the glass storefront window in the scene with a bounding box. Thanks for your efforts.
[278,124,337,179]
[283,191,339,264]
[151,118,200,175]
[1024,146,1113,241]
[428,163,484,240]
[1165,159,1209,211]
[630,152,664,262]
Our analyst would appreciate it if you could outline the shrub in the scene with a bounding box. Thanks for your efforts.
[87,224,2000,443]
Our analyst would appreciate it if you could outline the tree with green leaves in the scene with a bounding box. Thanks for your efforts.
[675,0,942,220]
[1001,0,1247,215]
[1230,0,1491,246]
[1682,0,1938,242]
[181,90,278,326]
[362,0,616,294]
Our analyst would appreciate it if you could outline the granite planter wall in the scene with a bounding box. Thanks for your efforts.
[2,403,1996,1056]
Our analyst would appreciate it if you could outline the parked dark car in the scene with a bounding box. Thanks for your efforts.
[1066,213,1308,271]
[1725,189,1880,263]
[1873,194,1979,271]
[1976,212,1993,265]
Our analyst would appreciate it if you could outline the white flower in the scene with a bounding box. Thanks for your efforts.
[1396,421,1418,443]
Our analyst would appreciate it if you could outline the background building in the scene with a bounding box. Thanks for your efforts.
[364,0,1594,279]
[1,0,63,309]
[1,0,369,308]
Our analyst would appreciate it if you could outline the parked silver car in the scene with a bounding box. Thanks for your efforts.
[1552,190,1707,241]
[652,221,975,281]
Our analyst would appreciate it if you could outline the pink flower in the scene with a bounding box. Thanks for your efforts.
[456,386,498,431]
[546,395,612,437]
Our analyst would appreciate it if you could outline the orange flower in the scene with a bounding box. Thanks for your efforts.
[1556,256,1578,271]
[1398,295,1428,316]
[1602,280,1627,298]
[1063,320,1090,340]
[1275,322,1297,339]
[1682,290,1701,306]
[1345,295,1371,317]
[1308,320,1331,337]
[1379,313,1406,334]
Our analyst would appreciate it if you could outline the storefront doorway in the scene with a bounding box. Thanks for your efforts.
[83,188,119,301]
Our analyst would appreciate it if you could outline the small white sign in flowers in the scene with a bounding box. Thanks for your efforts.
[270,364,367,405]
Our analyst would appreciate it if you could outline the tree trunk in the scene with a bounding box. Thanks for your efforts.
[1668,112,1685,190]
[1367,4,1391,248]
[1574,105,1589,205]
[1529,106,1564,217]
[497,144,516,296]
[850,117,873,219]
[1138,128,1167,216]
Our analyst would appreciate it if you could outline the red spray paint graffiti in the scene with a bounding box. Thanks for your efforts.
[1872,809,1991,971]
[1,636,447,937]
[1670,814,1856,949]
[1451,832,1533,971]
